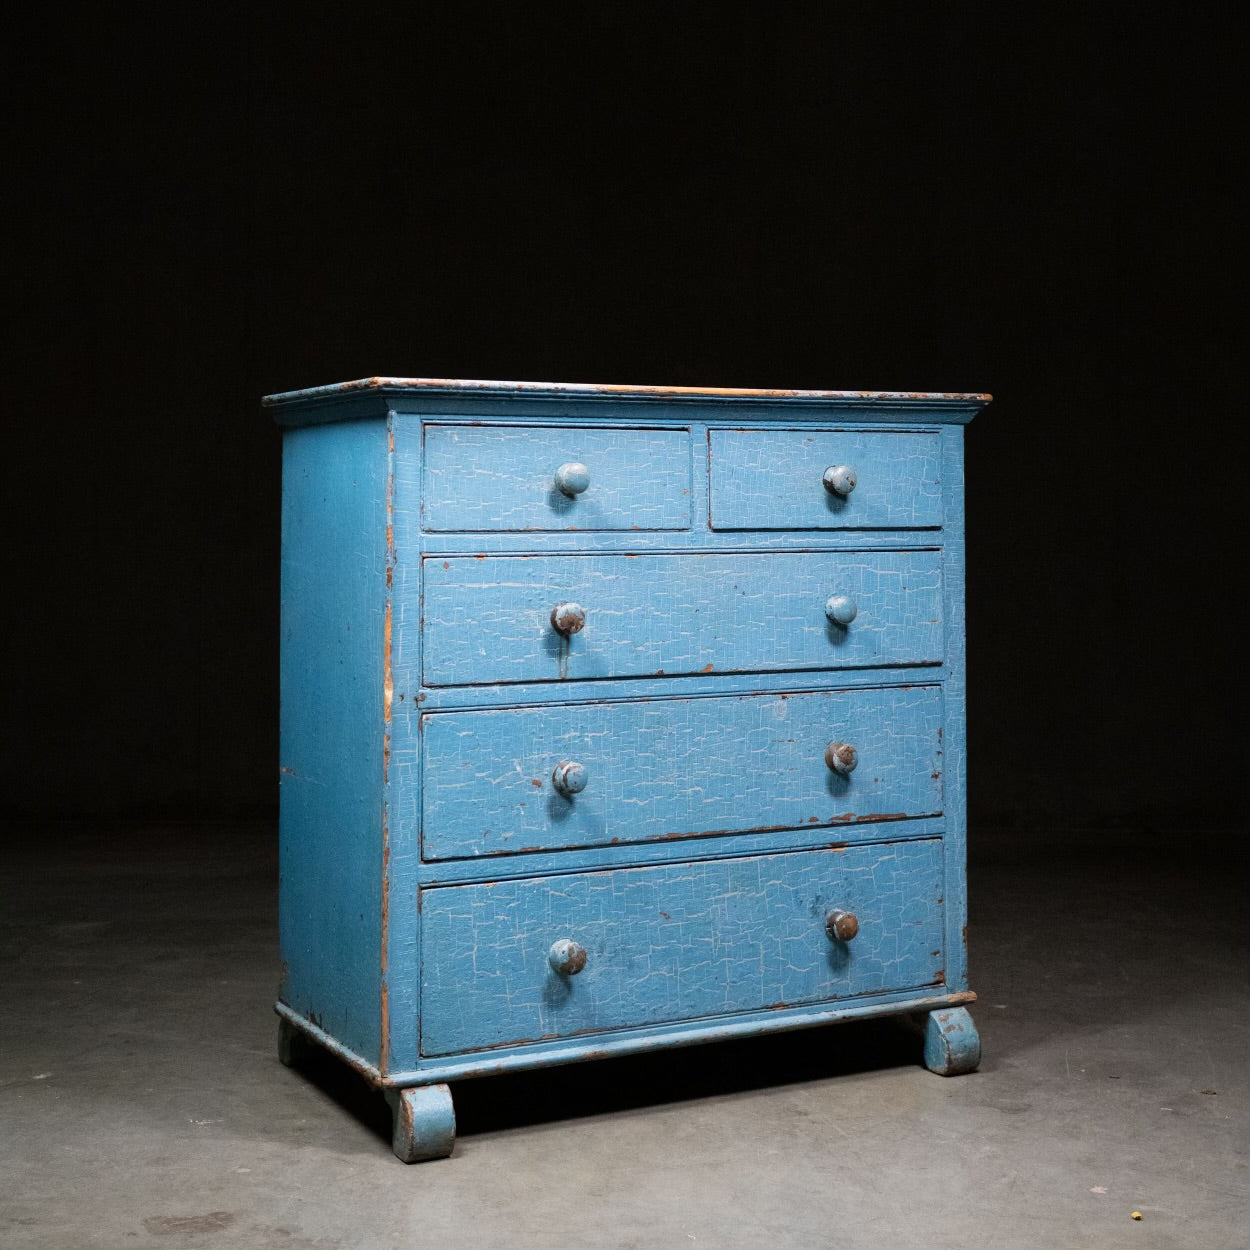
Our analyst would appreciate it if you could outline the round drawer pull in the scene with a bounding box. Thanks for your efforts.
[824,594,858,626]
[548,939,588,975]
[825,909,859,942]
[550,602,586,635]
[555,462,590,497]
[552,760,588,797]
[825,741,858,776]
[822,464,858,497]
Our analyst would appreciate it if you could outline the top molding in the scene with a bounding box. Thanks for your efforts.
[265,376,992,427]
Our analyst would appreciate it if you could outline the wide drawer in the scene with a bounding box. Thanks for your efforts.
[421,550,943,686]
[419,839,946,1055]
[421,424,691,531]
[420,685,942,860]
[709,428,942,530]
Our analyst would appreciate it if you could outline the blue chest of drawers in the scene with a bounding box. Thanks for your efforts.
[269,377,990,1162]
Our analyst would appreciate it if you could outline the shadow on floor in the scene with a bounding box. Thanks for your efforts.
[284,1013,924,1145]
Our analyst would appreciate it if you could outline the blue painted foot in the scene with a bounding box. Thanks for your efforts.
[923,1007,981,1076]
[385,1084,456,1163]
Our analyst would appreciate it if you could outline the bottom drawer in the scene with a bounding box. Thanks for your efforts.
[419,839,944,1056]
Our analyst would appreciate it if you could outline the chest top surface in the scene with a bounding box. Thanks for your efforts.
[265,376,990,425]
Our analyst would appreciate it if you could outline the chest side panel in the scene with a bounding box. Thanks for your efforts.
[419,839,945,1056]
[278,418,389,1064]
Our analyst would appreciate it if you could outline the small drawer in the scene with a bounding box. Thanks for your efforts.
[421,550,943,686]
[422,424,691,531]
[420,685,943,860]
[709,428,942,530]
[419,840,945,1055]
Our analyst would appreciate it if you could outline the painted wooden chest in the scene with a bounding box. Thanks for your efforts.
[269,377,989,1161]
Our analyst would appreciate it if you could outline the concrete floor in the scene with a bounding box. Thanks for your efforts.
[1,825,1245,1250]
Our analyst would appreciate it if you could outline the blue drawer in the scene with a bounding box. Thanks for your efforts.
[420,685,943,859]
[709,428,942,530]
[421,550,944,686]
[421,424,692,531]
[419,839,946,1055]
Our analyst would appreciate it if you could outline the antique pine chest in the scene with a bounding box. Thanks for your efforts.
[269,377,989,1161]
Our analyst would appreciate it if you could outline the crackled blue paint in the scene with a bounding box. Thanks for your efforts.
[419,840,945,1056]
[710,428,942,530]
[419,684,943,860]
[422,424,690,531]
[272,378,987,1162]
[421,550,943,686]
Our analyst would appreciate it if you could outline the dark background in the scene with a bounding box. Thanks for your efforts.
[5,6,1243,843]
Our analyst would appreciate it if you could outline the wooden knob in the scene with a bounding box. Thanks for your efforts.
[555,462,590,496]
[822,464,858,496]
[825,909,859,942]
[824,594,858,626]
[550,602,586,635]
[552,760,588,796]
[825,741,858,775]
[548,939,588,975]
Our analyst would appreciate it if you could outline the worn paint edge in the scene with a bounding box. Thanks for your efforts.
[401,989,977,1085]
[276,990,974,1090]
[379,414,396,1075]
[267,385,991,429]
[264,376,992,406]
[276,1001,384,1084]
